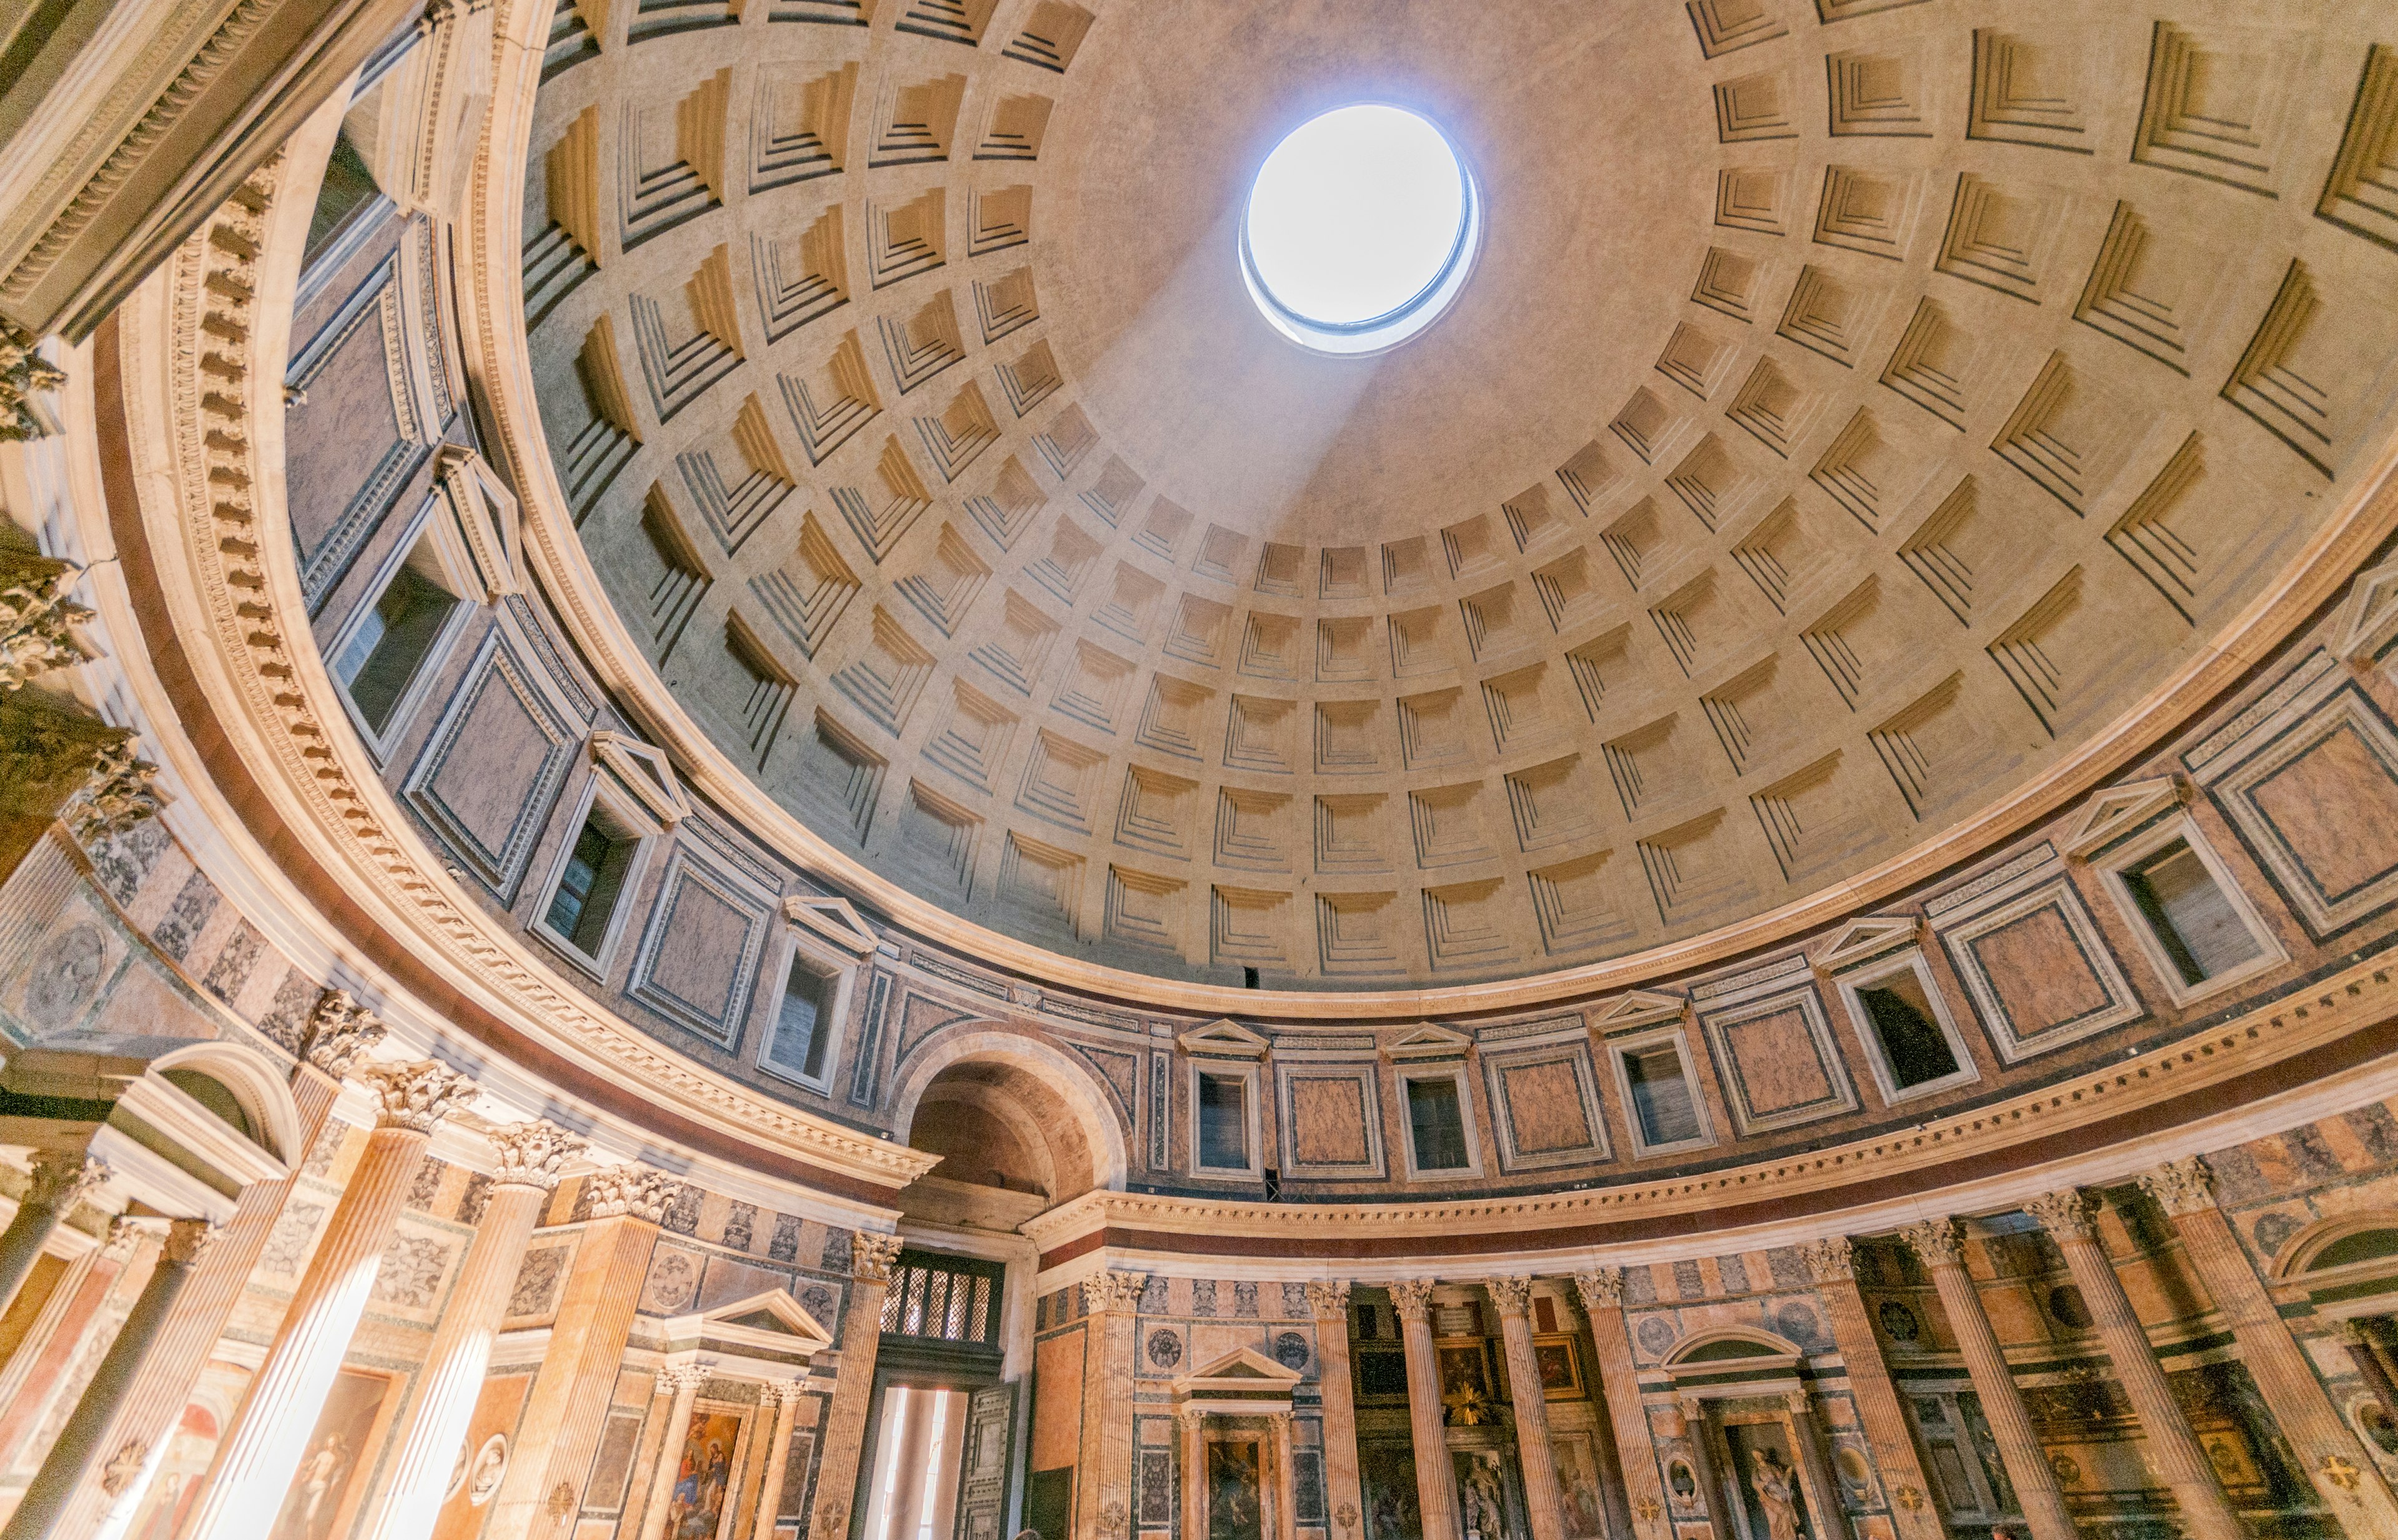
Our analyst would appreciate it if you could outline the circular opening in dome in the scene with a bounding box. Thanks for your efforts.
[1241,104,1480,356]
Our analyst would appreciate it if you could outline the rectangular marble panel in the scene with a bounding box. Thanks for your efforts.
[2205,683,2398,937]
[627,847,774,1045]
[1276,1063,1385,1179]
[1483,1042,1610,1172]
[403,629,578,899]
[1938,876,2142,1061]
[1699,985,1858,1134]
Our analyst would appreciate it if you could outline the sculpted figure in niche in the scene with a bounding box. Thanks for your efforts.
[1459,1456,1508,1540]
[1747,1450,1801,1540]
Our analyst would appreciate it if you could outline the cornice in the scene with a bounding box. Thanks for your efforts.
[1020,950,2398,1258]
[454,0,2398,1020]
[106,95,932,1197]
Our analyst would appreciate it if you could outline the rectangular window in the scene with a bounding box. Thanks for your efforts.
[1196,1073,1248,1170]
[544,813,637,955]
[1857,971,1962,1089]
[333,539,459,735]
[1622,1045,1701,1148]
[2119,841,2265,987]
[764,955,839,1080]
[1406,1077,1470,1171]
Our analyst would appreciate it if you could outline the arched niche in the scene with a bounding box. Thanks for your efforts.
[147,1041,304,1165]
[889,1029,1128,1198]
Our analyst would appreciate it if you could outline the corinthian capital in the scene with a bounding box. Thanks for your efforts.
[2136,1156,2214,1217]
[1572,1267,1624,1313]
[1484,1276,1535,1316]
[2023,1188,2096,1241]
[0,322,66,443]
[1303,1278,1352,1318]
[1087,1270,1148,1315]
[584,1164,677,1222]
[486,1119,588,1192]
[360,1060,475,1132]
[1386,1278,1439,1320]
[302,989,387,1078]
[24,1150,107,1211]
[0,545,90,689]
[851,1230,905,1285]
[63,739,160,843]
[1798,1236,1854,1283]
[161,1218,217,1266]
[1898,1218,1962,1269]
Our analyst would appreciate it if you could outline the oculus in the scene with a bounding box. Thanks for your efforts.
[1240,104,1479,355]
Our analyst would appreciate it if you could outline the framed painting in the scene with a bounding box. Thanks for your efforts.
[1533,1335,1584,1399]
[269,1366,398,1540]
[1549,1432,1608,1540]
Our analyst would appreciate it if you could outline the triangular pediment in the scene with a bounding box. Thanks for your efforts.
[1179,1019,1269,1059]
[2062,775,2188,861]
[663,1286,834,1356]
[432,444,523,601]
[1384,1024,1472,1060]
[2335,558,2398,664]
[1174,1345,1304,1398]
[1587,989,1687,1034]
[1812,916,1918,974]
[785,895,879,956]
[591,732,691,826]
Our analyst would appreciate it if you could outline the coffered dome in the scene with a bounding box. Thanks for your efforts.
[521,0,2398,988]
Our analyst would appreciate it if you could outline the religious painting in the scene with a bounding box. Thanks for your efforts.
[269,1367,395,1540]
[1206,1439,1265,1540]
[1358,1444,1420,1540]
[131,1401,220,1540]
[1437,1341,1494,1423]
[1550,1432,1608,1540]
[1534,1335,1583,1398]
[663,1404,748,1540]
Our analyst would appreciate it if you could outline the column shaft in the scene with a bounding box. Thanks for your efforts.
[1271,1412,1296,1540]
[0,1222,210,1540]
[1799,1240,1942,1540]
[0,1235,130,1478]
[807,1234,902,1540]
[183,1118,432,1540]
[483,1182,668,1540]
[1305,1283,1364,1540]
[1782,1398,1848,1540]
[1486,1282,1565,1540]
[2144,1160,2398,1531]
[2029,1193,2241,1540]
[636,1367,707,1540]
[357,1178,555,1540]
[2345,1324,2398,1421]
[1902,1223,2075,1540]
[1180,1413,1205,1539]
[1389,1281,1458,1540]
[751,1387,801,1540]
[1571,1273,1670,1540]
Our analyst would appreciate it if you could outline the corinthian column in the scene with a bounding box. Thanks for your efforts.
[807,1231,905,1540]
[2023,1188,2242,1540]
[0,1220,214,1540]
[1572,1270,1670,1540]
[1305,1280,1364,1539]
[40,994,370,1540]
[1898,1220,2074,1540]
[751,1380,807,1540]
[1484,1278,1564,1540]
[634,1362,711,1540]
[0,1151,108,1316]
[484,1164,678,1540]
[1077,1270,1146,1540]
[185,1059,471,1540]
[1798,1237,1943,1540]
[0,1218,143,1477]
[358,1119,586,1540]
[2138,1157,2398,1530]
[1388,1280,1459,1540]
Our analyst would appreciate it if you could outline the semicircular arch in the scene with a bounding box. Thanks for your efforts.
[890,1029,1129,1194]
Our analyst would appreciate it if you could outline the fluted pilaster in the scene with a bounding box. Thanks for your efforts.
[1798,1235,1943,1540]
[807,1230,905,1540]
[1305,1280,1364,1540]
[1389,1280,1459,1540]
[1572,1269,1671,1540]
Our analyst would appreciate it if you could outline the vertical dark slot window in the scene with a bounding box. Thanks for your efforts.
[1624,1045,1701,1147]
[2120,841,2262,986]
[545,814,636,954]
[305,128,383,268]
[1857,974,1960,1088]
[333,548,458,734]
[1406,1077,1470,1170]
[766,956,837,1079]
[1197,1073,1248,1169]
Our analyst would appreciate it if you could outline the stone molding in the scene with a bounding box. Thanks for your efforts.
[119,134,932,1193]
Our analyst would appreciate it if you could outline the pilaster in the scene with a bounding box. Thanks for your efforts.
[1304,1279,1364,1540]
[1571,1270,1670,1540]
[1388,1279,1459,1540]
[806,1230,904,1540]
